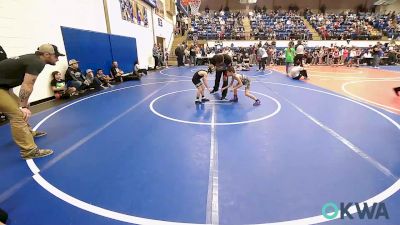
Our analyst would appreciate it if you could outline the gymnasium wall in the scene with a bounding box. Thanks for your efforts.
[107,0,155,68]
[377,1,400,13]
[0,0,175,103]
[153,13,175,51]
[107,0,175,69]
[0,0,107,102]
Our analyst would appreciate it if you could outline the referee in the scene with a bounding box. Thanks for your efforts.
[209,53,232,100]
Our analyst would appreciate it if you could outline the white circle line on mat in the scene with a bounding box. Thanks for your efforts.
[149,89,281,126]
[341,79,400,113]
[26,80,400,225]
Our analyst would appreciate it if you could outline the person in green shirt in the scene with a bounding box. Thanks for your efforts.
[284,41,295,75]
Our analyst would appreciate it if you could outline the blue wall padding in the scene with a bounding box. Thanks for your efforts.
[61,26,138,75]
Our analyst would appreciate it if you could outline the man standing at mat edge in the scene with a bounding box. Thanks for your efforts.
[209,53,232,100]
[0,44,63,159]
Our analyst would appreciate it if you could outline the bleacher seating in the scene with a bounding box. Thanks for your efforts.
[367,12,400,39]
[187,10,399,41]
[249,10,312,40]
[306,12,383,40]
[189,11,245,40]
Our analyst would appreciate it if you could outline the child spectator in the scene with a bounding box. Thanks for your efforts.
[133,61,147,78]
[96,69,113,87]
[83,69,104,90]
[164,48,169,68]
[50,71,77,99]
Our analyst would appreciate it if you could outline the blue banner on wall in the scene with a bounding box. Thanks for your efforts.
[119,0,149,27]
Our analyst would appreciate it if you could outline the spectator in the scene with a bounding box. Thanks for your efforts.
[158,47,164,67]
[175,44,185,67]
[83,69,104,90]
[164,48,169,68]
[257,44,267,71]
[289,65,308,80]
[133,60,147,78]
[284,41,295,75]
[249,10,311,40]
[306,11,383,40]
[184,46,190,65]
[372,42,382,68]
[333,47,340,67]
[200,46,206,56]
[50,71,77,99]
[184,16,189,29]
[181,23,186,36]
[190,44,197,66]
[176,13,182,29]
[358,48,367,65]
[175,25,181,35]
[295,40,305,66]
[311,49,318,65]
[110,61,124,82]
[387,47,398,65]
[355,48,362,67]
[318,47,325,64]
[267,46,274,67]
[153,44,160,70]
[342,48,349,65]
[241,53,250,70]
[250,45,257,66]
[65,59,87,92]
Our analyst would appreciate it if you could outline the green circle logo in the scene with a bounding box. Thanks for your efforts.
[322,202,339,219]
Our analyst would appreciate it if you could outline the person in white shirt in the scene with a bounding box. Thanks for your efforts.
[183,16,189,29]
[348,48,357,67]
[257,44,268,71]
[289,65,308,80]
[364,51,372,58]
[164,48,169,68]
[133,61,147,78]
[294,40,305,66]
